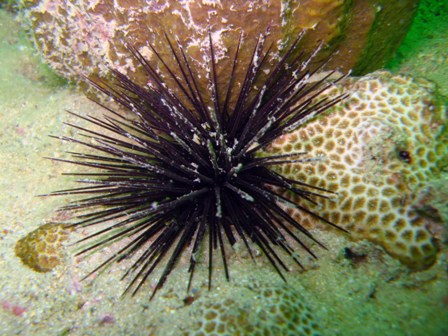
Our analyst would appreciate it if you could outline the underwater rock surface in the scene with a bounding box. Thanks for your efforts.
[1,7,447,336]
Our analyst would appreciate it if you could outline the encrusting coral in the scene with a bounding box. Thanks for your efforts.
[269,70,447,270]
[186,283,321,336]
[15,223,70,272]
[20,0,418,92]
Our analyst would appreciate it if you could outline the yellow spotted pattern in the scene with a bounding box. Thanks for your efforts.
[269,71,447,269]
[189,284,320,336]
[15,223,70,272]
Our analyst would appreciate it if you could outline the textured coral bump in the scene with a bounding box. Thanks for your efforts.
[271,71,447,269]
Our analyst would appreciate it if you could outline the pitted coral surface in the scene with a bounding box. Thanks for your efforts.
[15,223,70,272]
[270,71,447,269]
[189,284,321,336]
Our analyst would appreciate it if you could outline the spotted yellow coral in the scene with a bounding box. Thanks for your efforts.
[269,71,447,269]
[188,284,321,336]
[15,223,70,272]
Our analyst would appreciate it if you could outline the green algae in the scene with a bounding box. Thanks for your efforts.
[388,0,448,69]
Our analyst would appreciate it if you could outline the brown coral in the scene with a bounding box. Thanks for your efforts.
[15,223,70,272]
[21,0,418,93]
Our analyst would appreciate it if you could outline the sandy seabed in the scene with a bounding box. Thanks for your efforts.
[0,9,447,336]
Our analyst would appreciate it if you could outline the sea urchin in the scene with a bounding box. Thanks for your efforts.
[49,31,347,298]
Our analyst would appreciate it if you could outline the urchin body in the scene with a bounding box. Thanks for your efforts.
[50,32,346,298]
